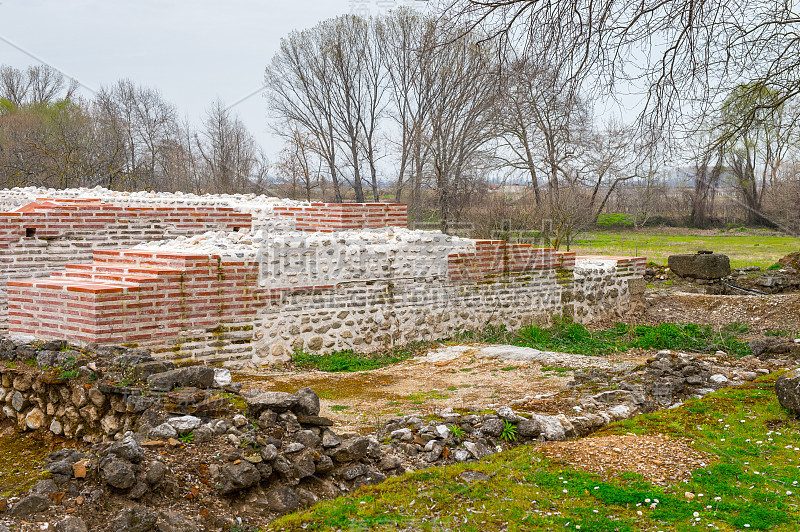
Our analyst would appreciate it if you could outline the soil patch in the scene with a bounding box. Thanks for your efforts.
[643,291,800,331]
[538,433,712,485]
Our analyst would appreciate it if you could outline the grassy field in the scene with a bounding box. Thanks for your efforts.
[571,228,799,269]
[270,373,800,531]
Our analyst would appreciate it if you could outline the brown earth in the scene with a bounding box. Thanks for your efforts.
[235,348,650,433]
[537,433,712,485]
[642,291,800,331]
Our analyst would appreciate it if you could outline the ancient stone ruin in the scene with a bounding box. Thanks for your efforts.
[0,187,646,368]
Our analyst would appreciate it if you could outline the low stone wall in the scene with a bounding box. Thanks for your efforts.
[572,256,648,322]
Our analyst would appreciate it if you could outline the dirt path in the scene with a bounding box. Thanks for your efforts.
[234,345,648,433]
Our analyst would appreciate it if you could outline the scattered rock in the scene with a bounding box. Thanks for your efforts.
[218,460,261,494]
[147,366,215,392]
[329,437,369,462]
[31,479,59,494]
[107,434,145,463]
[55,516,88,532]
[100,456,137,489]
[166,415,202,433]
[481,417,504,437]
[267,486,300,514]
[247,391,298,416]
[459,470,490,482]
[668,253,731,279]
[157,511,197,532]
[112,506,159,532]
[294,387,321,416]
[9,493,50,516]
[776,367,800,415]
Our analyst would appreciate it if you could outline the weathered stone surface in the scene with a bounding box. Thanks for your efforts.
[46,449,85,476]
[272,455,293,476]
[315,454,334,474]
[529,414,566,441]
[31,478,58,494]
[149,422,178,441]
[668,253,731,279]
[328,437,369,462]
[460,470,490,482]
[260,444,278,461]
[9,493,50,516]
[101,457,136,489]
[213,368,232,387]
[163,387,209,414]
[218,461,261,494]
[292,451,317,478]
[147,366,215,392]
[247,391,298,416]
[55,516,88,532]
[463,441,490,460]
[295,429,321,448]
[107,434,144,463]
[156,511,196,532]
[481,417,504,437]
[193,425,214,443]
[294,387,321,416]
[166,415,202,433]
[776,367,800,414]
[145,461,168,485]
[111,506,159,532]
[516,418,541,439]
[297,414,334,426]
[321,430,341,448]
[25,407,45,430]
[132,360,174,381]
[267,486,300,514]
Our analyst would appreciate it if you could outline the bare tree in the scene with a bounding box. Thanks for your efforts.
[94,80,179,190]
[266,26,345,201]
[274,129,322,201]
[195,99,268,194]
[496,58,593,204]
[0,66,30,105]
[0,65,76,106]
[716,84,800,225]
[424,24,499,229]
[380,8,435,208]
[441,0,800,144]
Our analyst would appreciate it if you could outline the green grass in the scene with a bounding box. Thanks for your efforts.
[291,341,433,372]
[456,321,753,357]
[571,229,799,268]
[269,374,800,531]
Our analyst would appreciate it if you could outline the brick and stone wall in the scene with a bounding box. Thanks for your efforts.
[0,187,644,366]
[0,198,252,334]
[6,226,645,367]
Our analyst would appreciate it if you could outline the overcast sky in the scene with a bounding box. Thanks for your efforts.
[0,0,423,159]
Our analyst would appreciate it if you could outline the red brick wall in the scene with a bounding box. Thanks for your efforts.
[7,250,274,346]
[447,241,565,282]
[0,198,251,247]
[0,198,253,333]
[272,203,407,232]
